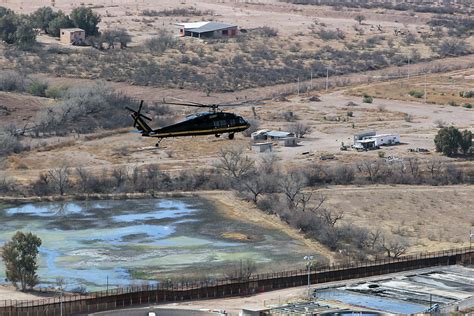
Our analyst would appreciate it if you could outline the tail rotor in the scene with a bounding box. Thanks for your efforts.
[125,100,153,134]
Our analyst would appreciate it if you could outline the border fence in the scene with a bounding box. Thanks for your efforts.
[0,247,472,316]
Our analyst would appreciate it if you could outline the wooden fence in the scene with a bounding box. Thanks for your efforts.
[0,247,472,316]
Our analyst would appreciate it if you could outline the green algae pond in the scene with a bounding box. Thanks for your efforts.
[0,198,319,291]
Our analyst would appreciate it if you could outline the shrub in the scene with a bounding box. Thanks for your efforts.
[448,101,458,107]
[0,71,26,92]
[409,90,424,98]
[0,132,24,156]
[346,111,353,117]
[28,79,48,97]
[463,103,472,109]
[45,85,67,99]
[362,94,373,103]
[434,126,462,157]
[142,7,214,16]
[316,28,345,40]
[460,91,474,98]
[70,6,101,36]
[144,30,177,55]
[47,11,73,37]
[254,26,278,37]
[437,39,470,57]
[404,113,414,122]
[31,6,58,34]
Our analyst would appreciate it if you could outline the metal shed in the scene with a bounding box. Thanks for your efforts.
[278,137,298,147]
[177,22,238,38]
[251,142,272,153]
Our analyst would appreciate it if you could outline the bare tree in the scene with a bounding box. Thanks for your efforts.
[279,170,306,210]
[288,122,311,138]
[224,259,257,281]
[367,228,383,250]
[217,146,255,180]
[379,235,409,258]
[240,173,276,203]
[405,157,420,181]
[75,167,90,193]
[258,153,280,176]
[48,167,70,195]
[356,160,384,183]
[112,166,128,189]
[320,208,344,227]
[426,158,443,180]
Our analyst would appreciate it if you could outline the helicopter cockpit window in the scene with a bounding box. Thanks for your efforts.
[239,118,245,124]
[214,120,227,128]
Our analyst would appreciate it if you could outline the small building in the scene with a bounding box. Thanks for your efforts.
[354,130,376,144]
[353,132,400,150]
[60,28,85,45]
[278,137,298,147]
[176,22,238,39]
[251,142,272,153]
[251,129,270,141]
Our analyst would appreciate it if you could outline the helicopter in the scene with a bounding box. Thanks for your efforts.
[126,99,251,147]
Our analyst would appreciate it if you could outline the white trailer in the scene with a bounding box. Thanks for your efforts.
[369,134,400,146]
[353,133,400,150]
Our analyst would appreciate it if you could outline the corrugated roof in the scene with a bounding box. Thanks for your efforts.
[176,22,208,29]
[266,131,293,138]
[185,22,237,33]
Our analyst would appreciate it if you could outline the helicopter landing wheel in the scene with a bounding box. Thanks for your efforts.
[228,133,235,140]
[215,134,220,138]
[155,139,163,148]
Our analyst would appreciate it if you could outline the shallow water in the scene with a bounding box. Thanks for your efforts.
[0,198,314,291]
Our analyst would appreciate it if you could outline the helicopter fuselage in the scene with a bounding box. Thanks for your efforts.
[144,111,250,138]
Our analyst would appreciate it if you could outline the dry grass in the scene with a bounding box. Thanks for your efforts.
[346,68,474,106]
[321,185,474,253]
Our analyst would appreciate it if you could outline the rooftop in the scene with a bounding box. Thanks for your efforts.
[266,131,294,138]
[60,28,85,32]
[176,22,237,33]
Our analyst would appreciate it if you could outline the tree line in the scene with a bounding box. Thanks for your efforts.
[0,6,128,49]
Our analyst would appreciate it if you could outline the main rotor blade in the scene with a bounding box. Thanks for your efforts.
[162,101,211,109]
[164,97,206,106]
[217,100,262,107]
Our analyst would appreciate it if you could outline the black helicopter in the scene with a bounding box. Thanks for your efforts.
[126,100,251,147]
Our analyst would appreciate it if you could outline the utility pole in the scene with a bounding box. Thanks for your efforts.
[297,77,300,95]
[407,56,410,80]
[325,68,329,92]
[310,70,313,91]
[470,229,473,249]
[304,255,314,299]
[424,73,427,103]
[60,290,63,316]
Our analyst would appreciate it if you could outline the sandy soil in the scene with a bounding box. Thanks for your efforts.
[0,285,45,301]
[319,185,474,252]
[202,191,336,263]
[0,92,51,129]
